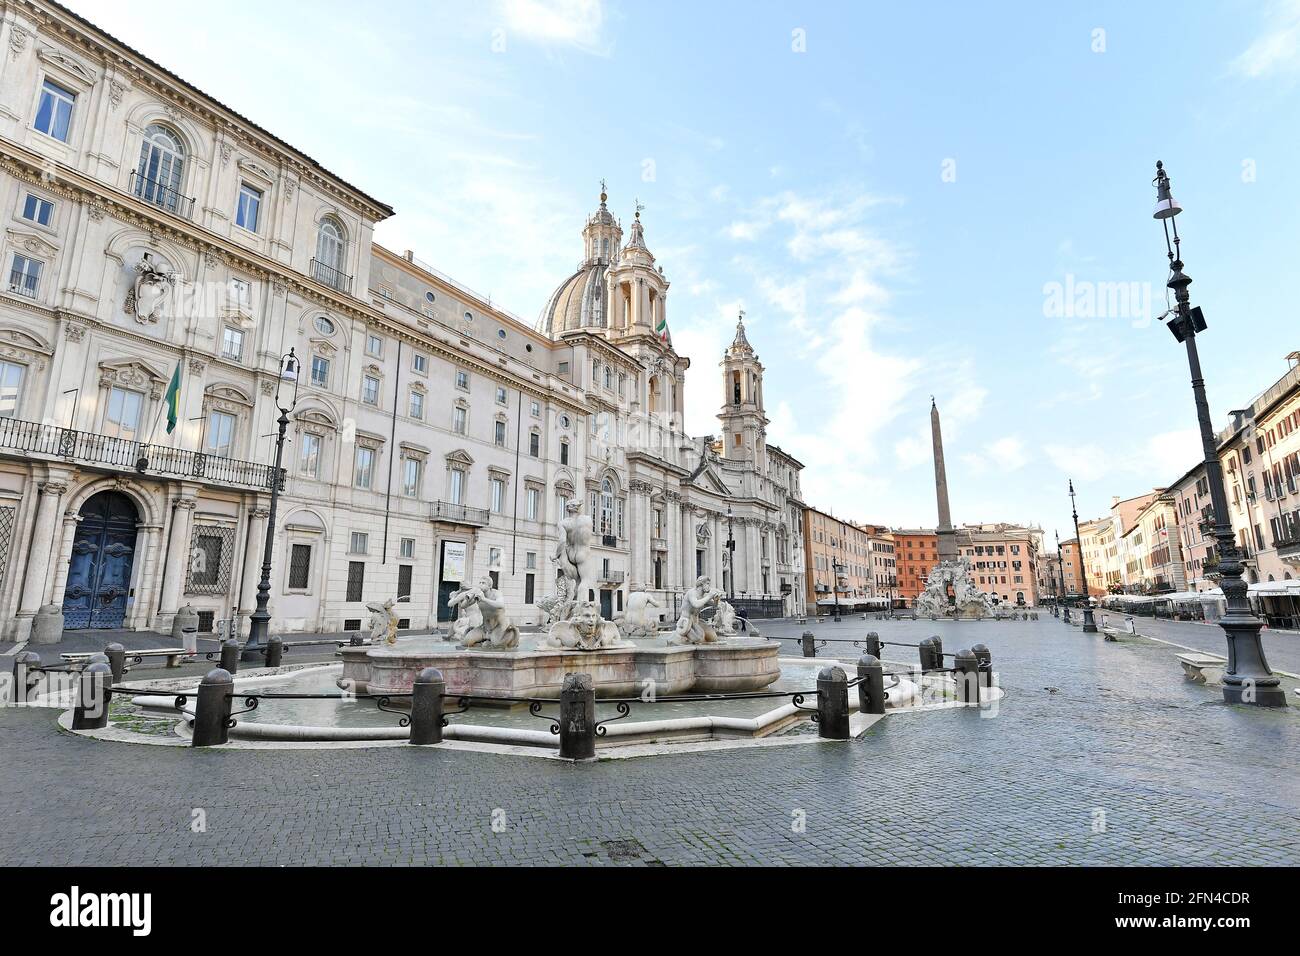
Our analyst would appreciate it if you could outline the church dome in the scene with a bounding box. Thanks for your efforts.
[536,185,622,338]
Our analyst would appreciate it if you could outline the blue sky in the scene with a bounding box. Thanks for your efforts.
[65,0,1300,538]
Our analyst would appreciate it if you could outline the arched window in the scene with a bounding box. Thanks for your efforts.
[600,478,615,536]
[314,218,347,289]
[135,125,185,212]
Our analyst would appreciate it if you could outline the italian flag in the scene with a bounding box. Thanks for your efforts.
[164,362,181,434]
[656,314,668,343]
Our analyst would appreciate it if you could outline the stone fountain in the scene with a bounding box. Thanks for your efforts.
[339,507,780,698]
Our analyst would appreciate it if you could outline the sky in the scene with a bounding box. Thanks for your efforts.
[61,0,1300,541]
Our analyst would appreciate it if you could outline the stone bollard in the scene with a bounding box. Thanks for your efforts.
[856,654,885,716]
[265,636,283,669]
[801,631,816,657]
[816,666,850,739]
[931,634,944,665]
[863,631,882,660]
[953,648,979,704]
[172,603,199,645]
[409,667,446,745]
[219,639,240,675]
[178,619,198,660]
[192,668,234,747]
[558,672,596,760]
[71,661,112,730]
[917,636,933,672]
[12,651,42,704]
[104,643,127,684]
[31,603,63,645]
[971,643,992,692]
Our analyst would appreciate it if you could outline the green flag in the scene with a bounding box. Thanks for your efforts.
[164,361,181,434]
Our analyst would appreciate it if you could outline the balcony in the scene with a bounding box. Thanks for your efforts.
[429,500,489,526]
[599,569,626,584]
[129,170,196,219]
[310,258,353,294]
[651,536,668,552]
[1276,533,1300,565]
[6,272,38,299]
[0,417,282,490]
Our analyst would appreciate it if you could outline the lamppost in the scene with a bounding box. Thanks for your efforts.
[244,348,299,660]
[725,504,735,601]
[1069,479,1097,632]
[832,560,844,622]
[1149,161,1285,705]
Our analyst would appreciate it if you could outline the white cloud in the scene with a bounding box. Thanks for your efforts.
[1230,1,1300,77]
[497,0,610,54]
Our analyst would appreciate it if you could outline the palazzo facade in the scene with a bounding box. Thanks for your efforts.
[0,0,805,639]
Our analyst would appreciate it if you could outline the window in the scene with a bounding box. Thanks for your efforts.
[489,546,502,567]
[399,537,415,559]
[366,333,383,357]
[397,564,413,603]
[559,439,569,465]
[236,183,262,232]
[496,386,507,405]
[350,531,369,554]
[206,411,236,458]
[135,125,185,212]
[526,551,537,570]
[354,447,375,488]
[0,360,26,418]
[34,79,75,142]
[528,431,540,457]
[409,390,424,420]
[494,420,506,446]
[402,457,421,497]
[228,277,251,312]
[362,375,380,406]
[316,218,345,273]
[490,477,504,513]
[412,353,428,374]
[526,486,539,521]
[453,404,467,435]
[314,315,335,336]
[310,356,330,390]
[299,432,321,478]
[530,399,541,417]
[456,370,469,390]
[21,193,54,226]
[288,544,312,590]
[558,361,569,375]
[525,573,535,605]
[221,326,244,361]
[449,468,465,504]
[103,386,143,440]
[346,561,365,602]
[599,478,615,536]
[8,254,43,298]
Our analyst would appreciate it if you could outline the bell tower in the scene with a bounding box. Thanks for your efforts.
[718,312,767,466]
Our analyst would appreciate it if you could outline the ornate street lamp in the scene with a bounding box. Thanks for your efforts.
[832,560,844,622]
[244,348,299,660]
[1069,479,1097,632]
[1055,529,1067,620]
[1148,161,1284,705]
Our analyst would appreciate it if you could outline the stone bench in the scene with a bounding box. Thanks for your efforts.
[1176,652,1226,685]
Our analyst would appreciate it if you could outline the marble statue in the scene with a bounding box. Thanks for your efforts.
[445,586,483,643]
[130,253,174,324]
[616,588,662,639]
[714,599,739,637]
[550,501,593,621]
[669,575,725,645]
[450,576,519,650]
[365,598,399,646]
[539,601,631,651]
[914,561,994,620]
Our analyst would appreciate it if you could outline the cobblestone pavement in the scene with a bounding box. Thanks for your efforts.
[0,616,1296,866]
[1089,611,1300,675]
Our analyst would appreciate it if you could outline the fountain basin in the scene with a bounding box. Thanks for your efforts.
[342,636,782,699]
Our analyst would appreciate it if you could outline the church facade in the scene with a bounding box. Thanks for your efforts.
[0,1,805,640]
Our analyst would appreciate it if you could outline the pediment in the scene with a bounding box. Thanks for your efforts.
[204,382,253,406]
[98,358,167,389]
[6,228,59,258]
[236,158,275,183]
[35,47,96,85]
[0,325,51,354]
[445,448,475,466]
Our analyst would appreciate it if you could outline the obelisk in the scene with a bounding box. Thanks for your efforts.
[931,398,958,561]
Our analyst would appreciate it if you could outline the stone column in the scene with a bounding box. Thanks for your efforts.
[154,487,199,630]
[49,510,84,607]
[238,502,270,634]
[128,524,163,629]
[12,474,71,640]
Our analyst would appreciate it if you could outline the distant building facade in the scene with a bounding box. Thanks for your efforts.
[891,528,938,604]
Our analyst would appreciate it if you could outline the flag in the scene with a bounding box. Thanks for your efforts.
[656,313,668,343]
[164,361,181,434]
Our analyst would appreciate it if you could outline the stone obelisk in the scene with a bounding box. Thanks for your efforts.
[931,398,958,561]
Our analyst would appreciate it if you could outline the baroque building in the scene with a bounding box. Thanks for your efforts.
[0,1,805,639]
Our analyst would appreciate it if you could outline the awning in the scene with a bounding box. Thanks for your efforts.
[1248,580,1300,597]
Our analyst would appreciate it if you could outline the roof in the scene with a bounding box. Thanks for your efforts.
[45,0,393,219]
[536,261,608,336]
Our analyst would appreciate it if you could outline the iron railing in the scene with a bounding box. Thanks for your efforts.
[310,258,353,294]
[0,417,283,491]
[6,270,39,298]
[129,170,196,219]
[429,500,490,525]
[598,569,625,583]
